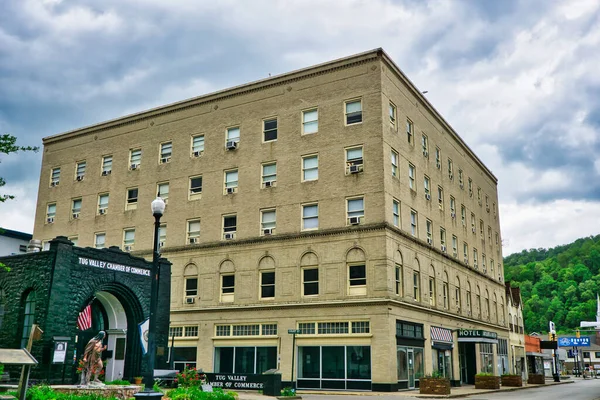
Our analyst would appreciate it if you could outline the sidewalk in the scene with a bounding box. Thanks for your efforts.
[235,379,574,399]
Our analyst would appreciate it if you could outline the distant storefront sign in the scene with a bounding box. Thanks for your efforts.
[558,337,590,347]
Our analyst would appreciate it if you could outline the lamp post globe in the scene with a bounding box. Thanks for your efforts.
[151,197,166,216]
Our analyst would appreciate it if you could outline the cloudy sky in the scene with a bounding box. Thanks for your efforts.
[1,0,599,256]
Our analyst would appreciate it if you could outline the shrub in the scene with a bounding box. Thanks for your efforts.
[168,387,236,400]
[105,379,131,385]
[476,372,494,377]
[175,366,207,388]
[280,387,296,397]
[26,385,119,400]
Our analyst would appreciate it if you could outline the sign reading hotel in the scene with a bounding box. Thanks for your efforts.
[78,257,151,277]
[458,329,498,340]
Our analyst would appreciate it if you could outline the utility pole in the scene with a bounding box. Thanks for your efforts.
[549,321,560,382]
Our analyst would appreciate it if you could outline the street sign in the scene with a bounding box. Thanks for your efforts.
[558,337,590,347]
[288,329,301,334]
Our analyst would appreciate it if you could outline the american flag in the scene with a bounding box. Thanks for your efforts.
[77,304,92,331]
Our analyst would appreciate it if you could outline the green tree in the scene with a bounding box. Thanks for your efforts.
[0,134,39,202]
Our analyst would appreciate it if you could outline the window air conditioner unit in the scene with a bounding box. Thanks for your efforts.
[124,245,133,251]
[423,150,428,157]
[425,193,431,201]
[99,208,107,215]
[130,163,139,170]
[72,212,80,219]
[102,170,111,176]
[47,217,54,224]
[226,187,236,194]
[76,175,84,181]
[226,141,238,150]
[348,216,361,225]
[186,297,195,304]
[161,157,171,164]
[427,237,433,245]
[441,245,447,252]
[264,180,275,188]
[51,181,59,187]
[451,212,456,218]
[189,237,198,244]
[349,164,363,174]
[263,228,273,236]
[193,151,202,157]
[224,233,235,240]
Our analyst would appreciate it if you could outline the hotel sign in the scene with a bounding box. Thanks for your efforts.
[78,257,150,277]
[458,329,498,340]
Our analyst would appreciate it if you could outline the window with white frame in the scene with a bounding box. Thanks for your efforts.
[102,155,112,175]
[226,126,240,145]
[348,264,366,294]
[345,146,364,174]
[452,235,458,256]
[130,148,141,169]
[463,242,469,263]
[302,267,319,296]
[410,209,418,236]
[98,193,109,215]
[450,196,456,216]
[468,178,473,197]
[389,102,396,127]
[185,326,199,337]
[461,205,466,225]
[302,109,318,134]
[440,227,446,250]
[413,271,420,300]
[126,187,138,210]
[347,197,364,224]
[466,283,472,315]
[448,158,453,179]
[221,274,235,302]
[435,147,441,168]
[442,275,449,309]
[473,248,478,269]
[189,176,202,200]
[224,169,238,194]
[406,119,413,144]
[263,118,278,142]
[409,163,416,190]
[158,224,166,247]
[471,213,476,233]
[302,203,318,230]
[191,135,204,156]
[424,176,431,198]
[495,232,499,245]
[261,209,276,235]
[438,186,444,210]
[160,142,172,163]
[345,99,362,125]
[75,161,86,180]
[392,199,400,227]
[157,182,169,203]
[94,232,105,249]
[71,198,82,219]
[69,236,78,246]
[46,203,56,223]
[429,276,436,306]
[262,162,277,187]
[482,254,487,273]
[421,134,428,156]
[394,263,403,296]
[391,149,398,177]
[476,287,482,318]
[493,202,497,219]
[123,229,135,251]
[488,226,492,243]
[223,214,237,239]
[260,271,275,298]
[455,278,461,311]
[426,219,433,244]
[302,155,318,181]
[485,195,490,211]
[43,241,50,251]
[458,169,464,188]
[186,277,198,297]
[491,258,495,277]
[187,219,200,244]
[477,187,482,205]
[479,219,484,238]
[50,167,60,186]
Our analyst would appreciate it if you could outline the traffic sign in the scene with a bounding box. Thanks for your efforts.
[558,337,590,347]
[288,329,301,334]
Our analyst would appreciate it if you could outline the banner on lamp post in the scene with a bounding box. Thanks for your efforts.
[138,318,150,354]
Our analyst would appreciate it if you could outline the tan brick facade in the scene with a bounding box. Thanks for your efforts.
[34,49,508,390]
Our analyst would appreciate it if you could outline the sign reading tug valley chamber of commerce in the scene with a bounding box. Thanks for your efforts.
[457,329,498,343]
[78,257,151,277]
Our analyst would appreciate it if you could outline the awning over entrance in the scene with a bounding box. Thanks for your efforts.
[431,326,454,349]
[457,329,498,344]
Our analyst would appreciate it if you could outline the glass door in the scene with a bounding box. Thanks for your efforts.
[408,349,415,389]
[459,345,468,384]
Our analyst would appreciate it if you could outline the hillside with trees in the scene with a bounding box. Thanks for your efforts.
[504,234,600,334]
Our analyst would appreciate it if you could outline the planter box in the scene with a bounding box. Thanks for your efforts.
[475,375,500,389]
[527,374,545,384]
[419,377,451,395]
[501,375,523,387]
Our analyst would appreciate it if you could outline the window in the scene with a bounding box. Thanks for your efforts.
[452,235,458,256]
[421,134,428,156]
[159,224,167,247]
[102,156,112,175]
[302,203,318,230]
[223,214,237,239]
[479,219,484,238]
[424,175,431,198]
[440,227,446,250]
[302,155,318,181]
[263,118,278,142]
[461,205,466,226]
[391,149,398,177]
[130,148,141,169]
[476,287,482,318]
[68,236,78,246]
[463,242,469,263]
[75,161,86,180]
[442,280,449,309]
[261,271,275,298]
[224,169,238,194]
[413,272,420,301]
[468,178,473,197]
[94,232,105,249]
[437,186,444,210]
[410,209,418,236]
[302,109,318,134]
[447,159,453,179]
[189,176,203,200]
[221,274,235,302]
[157,182,169,203]
[185,326,198,337]
[491,258,495,277]
[345,146,364,174]
[71,198,82,219]
[435,147,441,168]
[396,320,424,339]
[408,163,416,190]
[185,278,198,297]
[426,219,433,244]
[395,264,403,296]
[466,283,472,315]
[392,199,400,227]
[482,254,487,273]
[496,232,499,245]
[406,119,413,143]
[46,203,56,223]
[428,277,436,306]
[160,142,172,163]
[50,167,60,186]
[20,291,36,348]
[187,219,200,244]
[123,229,135,251]
[345,99,362,125]
[458,169,464,188]
[170,327,184,337]
[450,196,456,216]
[389,102,396,127]
[261,209,276,235]
[477,187,482,205]
[455,278,462,311]
[126,188,138,210]
[347,197,364,224]
[485,195,490,212]
[226,126,240,145]
[473,248,478,269]
[191,135,204,156]
[480,343,494,373]
[471,213,476,233]
[584,351,591,359]
[348,264,366,293]
[493,202,497,219]
[302,268,319,296]
[262,162,277,187]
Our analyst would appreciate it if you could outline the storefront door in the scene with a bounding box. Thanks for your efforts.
[459,342,476,384]
[407,349,415,389]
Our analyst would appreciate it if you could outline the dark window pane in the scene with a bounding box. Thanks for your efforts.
[304,282,318,296]
[346,112,362,124]
[262,272,275,285]
[224,216,237,231]
[347,346,371,379]
[234,347,256,374]
[264,119,277,130]
[304,268,318,281]
[264,130,277,141]
[298,346,320,379]
[222,275,235,293]
[215,347,234,373]
[349,265,365,279]
[256,347,277,374]
[186,278,198,291]
[322,346,345,379]
[261,286,275,298]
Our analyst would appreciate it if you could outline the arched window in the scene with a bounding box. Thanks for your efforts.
[466,281,472,315]
[493,293,498,323]
[413,258,421,301]
[21,290,36,348]
[476,286,482,319]
[395,251,403,296]
[428,265,436,306]
[300,251,319,297]
[184,263,199,302]
[500,296,505,325]
[442,272,449,309]
[485,289,490,320]
[455,276,461,312]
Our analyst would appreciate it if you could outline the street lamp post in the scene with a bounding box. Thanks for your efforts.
[288,329,300,389]
[135,197,165,400]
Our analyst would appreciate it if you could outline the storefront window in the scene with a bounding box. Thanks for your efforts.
[298,346,371,390]
[397,347,408,380]
[347,346,371,380]
[322,346,345,379]
[298,346,321,379]
[414,347,424,379]
[214,346,277,374]
[480,343,494,373]
[497,339,509,375]
[433,349,452,379]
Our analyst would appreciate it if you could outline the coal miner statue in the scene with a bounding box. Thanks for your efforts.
[80,331,107,386]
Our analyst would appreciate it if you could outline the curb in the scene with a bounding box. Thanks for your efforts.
[418,380,574,398]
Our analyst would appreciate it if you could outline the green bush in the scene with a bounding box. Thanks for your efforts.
[475,372,494,377]
[280,387,296,397]
[26,385,119,400]
[168,387,236,400]
[104,380,131,385]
